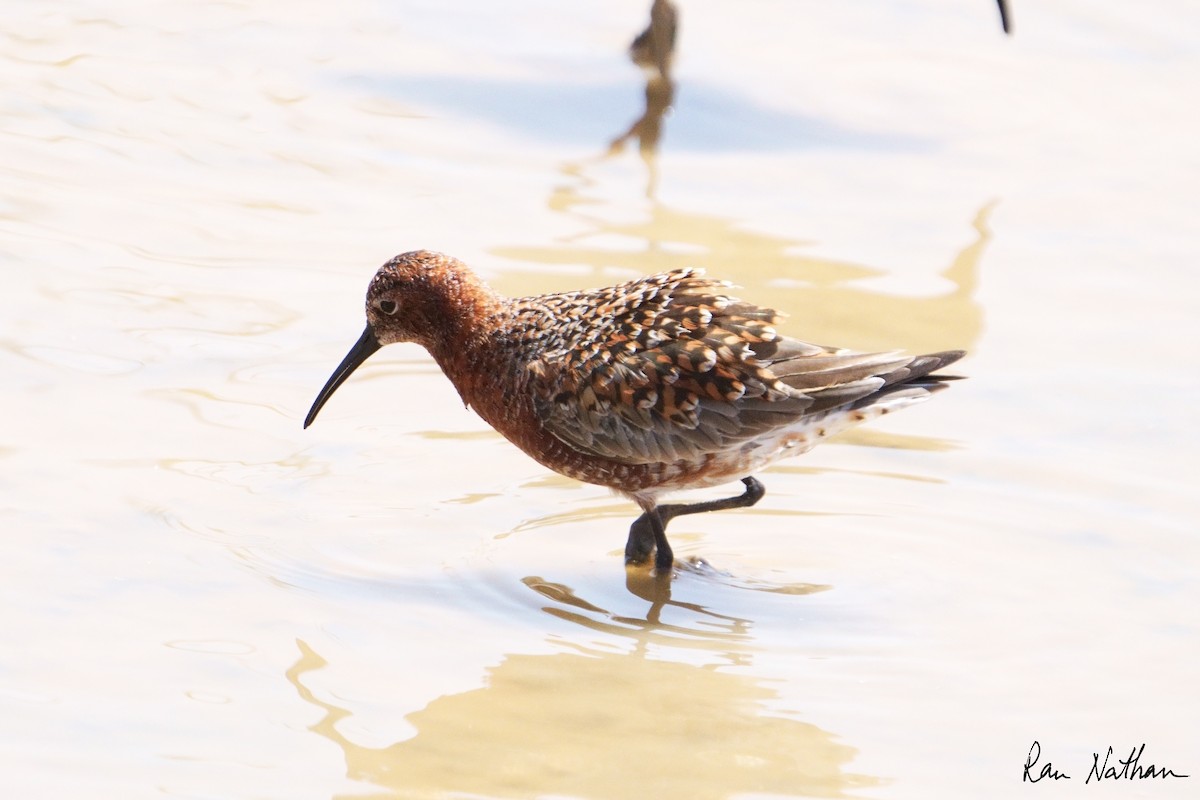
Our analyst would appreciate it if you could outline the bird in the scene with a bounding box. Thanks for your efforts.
[305,250,964,571]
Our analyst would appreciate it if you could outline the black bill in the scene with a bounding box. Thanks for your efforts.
[303,325,382,428]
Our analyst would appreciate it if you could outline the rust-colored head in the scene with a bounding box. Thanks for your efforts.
[303,250,497,428]
[365,250,490,348]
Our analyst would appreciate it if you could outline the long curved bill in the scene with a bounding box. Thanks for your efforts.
[303,325,382,428]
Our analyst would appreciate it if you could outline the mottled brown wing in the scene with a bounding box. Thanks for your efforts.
[526,270,951,465]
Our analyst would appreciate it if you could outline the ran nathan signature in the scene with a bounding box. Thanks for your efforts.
[1024,741,1189,784]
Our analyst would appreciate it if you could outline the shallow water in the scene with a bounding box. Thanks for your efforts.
[2,1,1197,798]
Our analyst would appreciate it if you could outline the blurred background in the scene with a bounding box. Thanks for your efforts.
[1,1,1197,798]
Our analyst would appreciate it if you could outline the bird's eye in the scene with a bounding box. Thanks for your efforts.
[379,299,398,315]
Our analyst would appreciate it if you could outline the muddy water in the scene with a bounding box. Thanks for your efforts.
[2,1,1196,798]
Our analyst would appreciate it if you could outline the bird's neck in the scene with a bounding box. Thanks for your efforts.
[426,290,520,410]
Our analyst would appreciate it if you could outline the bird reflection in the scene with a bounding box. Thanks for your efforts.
[607,0,678,196]
[526,570,746,639]
[629,0,678,78]
[526,567,827,636]
[605,0,1009,196]
[287,638,880,799]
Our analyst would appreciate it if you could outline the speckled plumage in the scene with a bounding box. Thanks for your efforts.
[306,250,965,570]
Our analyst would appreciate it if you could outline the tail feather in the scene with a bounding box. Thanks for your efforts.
[877,349,965,388]
[797,350,965,417]
[850,350,966,415]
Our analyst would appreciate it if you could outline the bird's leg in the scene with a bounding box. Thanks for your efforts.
[625,477,766,568]
[625,505,663,566]
[646,507,674,572]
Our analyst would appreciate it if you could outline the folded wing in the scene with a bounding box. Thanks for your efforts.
[527,269,962,465]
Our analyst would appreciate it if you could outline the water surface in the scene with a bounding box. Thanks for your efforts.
[1,1,1197,798]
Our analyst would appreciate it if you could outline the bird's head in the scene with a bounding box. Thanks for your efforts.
[303,250,495,428]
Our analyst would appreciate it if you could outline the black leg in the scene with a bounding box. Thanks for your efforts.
[648,507,674,571]
[625,514,658,564]
[624,477,766,568]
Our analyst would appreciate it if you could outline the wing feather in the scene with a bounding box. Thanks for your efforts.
[521,269,963,465]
